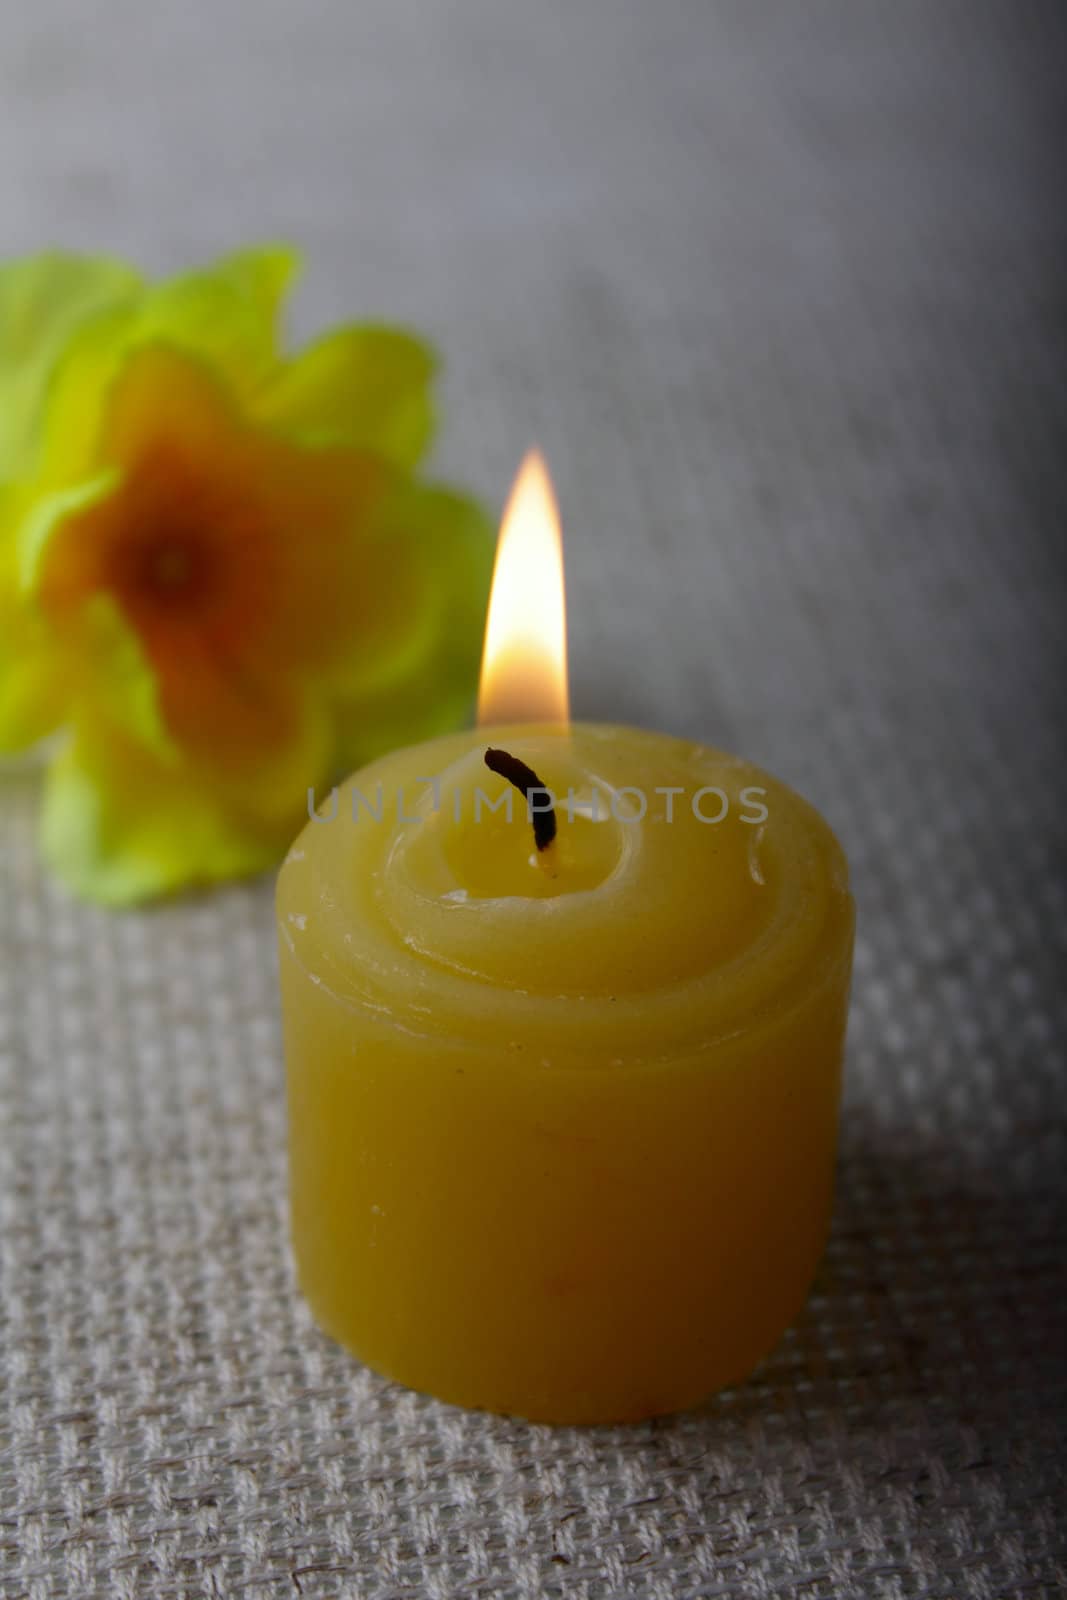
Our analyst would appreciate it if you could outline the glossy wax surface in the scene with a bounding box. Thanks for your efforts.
[277,724,854,1423]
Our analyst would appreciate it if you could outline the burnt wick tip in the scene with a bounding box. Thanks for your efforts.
[483,747,557,852]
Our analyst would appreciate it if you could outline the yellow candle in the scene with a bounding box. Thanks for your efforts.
[277,456,854,1423]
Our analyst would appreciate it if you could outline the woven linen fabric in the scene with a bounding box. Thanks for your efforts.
[2,2,1065,1596]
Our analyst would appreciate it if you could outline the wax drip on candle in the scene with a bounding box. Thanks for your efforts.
[483,748,557,852]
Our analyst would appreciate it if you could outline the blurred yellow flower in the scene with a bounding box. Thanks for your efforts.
[0,246,492,902]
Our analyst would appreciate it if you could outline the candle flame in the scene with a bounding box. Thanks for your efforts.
[477,449,569,725]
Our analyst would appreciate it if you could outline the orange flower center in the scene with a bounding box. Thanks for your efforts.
[124,529,212,614]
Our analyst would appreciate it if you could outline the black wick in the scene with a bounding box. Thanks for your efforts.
[483,748,557,852]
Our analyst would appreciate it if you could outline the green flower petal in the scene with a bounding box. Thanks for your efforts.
[18,469,118,592]
[34,246,301,482]
[0,253,141,479]
[257,325,436,467]
[0,648,66,751]
[207,245,299,327]
[137,244,300,393]
[0,483,65,749]
[41,717,281,905]
[330,478,494,772]
[34,304,140,483]
[75,595,179,761]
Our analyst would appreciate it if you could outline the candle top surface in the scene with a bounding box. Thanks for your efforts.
[278,722,853,1063]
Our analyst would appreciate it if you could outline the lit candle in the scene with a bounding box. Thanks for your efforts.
[277,452,854,1423]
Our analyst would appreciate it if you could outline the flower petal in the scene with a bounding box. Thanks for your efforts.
[74,595,178,760]
[18,470,119,594]
[151,631,335,823]
[41,716,282,905]
[35,245,300,483]
[0,483,67,750]
[0,252,141,478]
[206,245,299,327]
[0,647,67,752]
[137,244,300,394]
[256,326,436,467]
[329,478,494,770]
[8,466,183,760]
[0,588,175,764]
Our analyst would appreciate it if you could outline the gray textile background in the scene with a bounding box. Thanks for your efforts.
[2,2,1065,1596]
